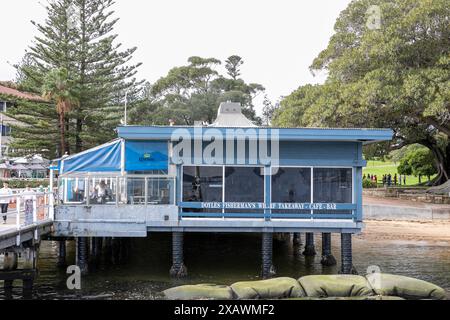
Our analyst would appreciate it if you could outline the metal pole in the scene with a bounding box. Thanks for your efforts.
[124,90,129,126]
[0,113,3,159]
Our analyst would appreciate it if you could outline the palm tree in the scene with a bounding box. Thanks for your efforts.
[42,68,79,156]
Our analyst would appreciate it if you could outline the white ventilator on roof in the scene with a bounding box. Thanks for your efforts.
[210,102,257,127]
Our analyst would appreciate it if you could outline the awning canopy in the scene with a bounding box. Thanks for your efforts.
[61,139,122,174]
[58,139,169,175]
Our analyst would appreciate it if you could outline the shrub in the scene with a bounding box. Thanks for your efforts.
[363,179,377,189]
[0,179,50,189]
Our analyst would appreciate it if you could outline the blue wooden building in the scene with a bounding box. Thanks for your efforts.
[52,102,392,277]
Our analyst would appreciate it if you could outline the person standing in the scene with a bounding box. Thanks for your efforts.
[0,182,13,224]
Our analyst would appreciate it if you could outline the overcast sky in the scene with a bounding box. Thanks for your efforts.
[0,0,351,114]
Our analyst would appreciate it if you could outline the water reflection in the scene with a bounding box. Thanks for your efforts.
[1,233,449,300]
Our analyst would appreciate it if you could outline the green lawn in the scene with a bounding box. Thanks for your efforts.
[363,160,433,186]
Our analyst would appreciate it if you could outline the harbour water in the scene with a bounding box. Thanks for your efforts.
[1,233,450,300]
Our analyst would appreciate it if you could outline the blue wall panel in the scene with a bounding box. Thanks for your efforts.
[125,140,168,171]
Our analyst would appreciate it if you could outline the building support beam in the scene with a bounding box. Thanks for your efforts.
[321,233,337,266]
[76,237,89,275]
[261,232,276,279]
[57,240,66,267]
[23,246,38,270]
[3,252,18,292]
[170,232,187,278]
[303,233,316,256]
[340,233,355,274]
[293,233,302,246]
[22,246,37,299]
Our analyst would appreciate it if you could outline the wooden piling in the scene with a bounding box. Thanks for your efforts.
[341,233,355,274]
[57,240,66,267]
[170,232,187,278]
[76,237,89,275]
[321,233,337,266]
[261,232,276,279]
[303,233,316,256]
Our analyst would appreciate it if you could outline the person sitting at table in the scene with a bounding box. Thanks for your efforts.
[94,181,112,204]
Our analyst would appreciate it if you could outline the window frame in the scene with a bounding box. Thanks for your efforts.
[180,165,355,215]
[181,164,266,208]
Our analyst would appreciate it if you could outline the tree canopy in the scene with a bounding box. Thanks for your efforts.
[130,55,264,126]
[9,0,142,157]
[273,0,449,185]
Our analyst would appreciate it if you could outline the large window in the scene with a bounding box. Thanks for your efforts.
[147,177,174,205]
[179,166,353,216]
[313,168,352,203]
[183,166,223,202]
[271,168,311,203]
[225,167,264,203]
[271,167,311,214]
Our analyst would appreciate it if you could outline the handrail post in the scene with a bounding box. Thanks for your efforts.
[32,195,37,224]
[49,191,55,220]
[264,166,271,222]
[144,177,148,206]
[86,177,90,206]
[16,196,21,230]
[116,176,119,206]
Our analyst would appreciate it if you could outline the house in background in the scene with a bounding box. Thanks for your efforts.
[0,83,46,159]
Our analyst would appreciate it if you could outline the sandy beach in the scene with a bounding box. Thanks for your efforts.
[359,220,450,242]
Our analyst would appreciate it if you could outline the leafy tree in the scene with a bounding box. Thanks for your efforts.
[261,95,279,126]
[133,56,264,126]
[42,67,79,155]
[12,0,142,156]
[274,0,449,185]
[409,149,438,181]
[397,157,413,176]
[363,142,391,161]
[225,55,244,80]
[398,147,437,182]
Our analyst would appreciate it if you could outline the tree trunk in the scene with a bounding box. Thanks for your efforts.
[76,116,83,153]
[65,117,70,154]
[59,111,66,156]
[422,138,450,186]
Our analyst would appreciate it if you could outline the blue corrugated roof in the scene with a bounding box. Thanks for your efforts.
[117,126,393,144]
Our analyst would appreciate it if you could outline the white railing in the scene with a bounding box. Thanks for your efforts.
[0,191,54,231]
[57,175,176,206]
